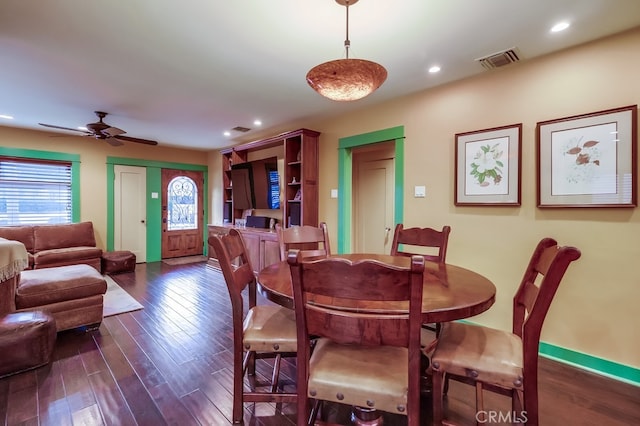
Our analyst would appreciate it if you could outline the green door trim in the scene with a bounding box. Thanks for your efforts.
[106,157,208,262]
[337,126,405,253]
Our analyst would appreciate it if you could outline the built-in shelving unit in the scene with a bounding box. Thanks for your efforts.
[221,128,320,228]
[221,148,247,225]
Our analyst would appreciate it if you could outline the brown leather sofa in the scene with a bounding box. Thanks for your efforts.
[0,221,102,272]
[0,237,107,332]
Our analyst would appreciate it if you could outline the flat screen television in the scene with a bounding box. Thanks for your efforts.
[230,157,280,210]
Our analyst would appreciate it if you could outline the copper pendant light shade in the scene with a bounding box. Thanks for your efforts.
[307,0,387,102]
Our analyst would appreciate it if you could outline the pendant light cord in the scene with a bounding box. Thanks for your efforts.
[344,1,351,59]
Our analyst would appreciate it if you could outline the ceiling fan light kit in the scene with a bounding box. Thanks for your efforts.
[306,0,387,102]
[39,111,158,146]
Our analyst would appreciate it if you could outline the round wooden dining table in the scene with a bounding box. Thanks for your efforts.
[257,253,496,323]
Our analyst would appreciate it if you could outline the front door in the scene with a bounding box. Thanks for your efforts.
[353,142,395,254]
[161,169,204,259]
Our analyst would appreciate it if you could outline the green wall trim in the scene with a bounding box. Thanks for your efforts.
[338,126,405,149]
[393,139,405,225]
[106,165,115,249]
[539,342,640,386]
[457,319,639,386]
[0,147,81,222]
[146,167,163,261]
[0,147,80,162]
[106,156,207,171]
[337,126,405,253]
[106,157,208,262]
[337,148,352,253]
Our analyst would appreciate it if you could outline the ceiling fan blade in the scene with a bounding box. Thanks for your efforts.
[106,138,124,147]
[38,123,90,134]
[104,126,126,137]
[114,135,158,146]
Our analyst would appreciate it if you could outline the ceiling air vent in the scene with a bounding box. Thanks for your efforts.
[231,126,251,133]
[476,48,520,70]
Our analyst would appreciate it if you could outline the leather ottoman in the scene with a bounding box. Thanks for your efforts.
[101,251,136,274]
[0,310,56,378]
[17,264,107,332]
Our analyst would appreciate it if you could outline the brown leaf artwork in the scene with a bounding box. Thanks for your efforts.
[566,140,600,166]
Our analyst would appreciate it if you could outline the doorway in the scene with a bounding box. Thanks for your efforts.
[337,126,405,253]
[161,169,204,259]
[114,165,147,261]
[353,142,395,254]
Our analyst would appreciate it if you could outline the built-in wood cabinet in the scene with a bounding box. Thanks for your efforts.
[207,225,279,273]
[220,128,320,228]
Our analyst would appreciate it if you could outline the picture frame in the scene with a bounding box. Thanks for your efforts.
[455,123,522,206]
[536,105,638,208]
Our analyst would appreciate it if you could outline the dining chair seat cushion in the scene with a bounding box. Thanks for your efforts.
[308,337,409,415]
[242,305,297,353]
[432,322,523,389]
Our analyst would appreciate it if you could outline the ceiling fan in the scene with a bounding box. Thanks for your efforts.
[39,111,158,146]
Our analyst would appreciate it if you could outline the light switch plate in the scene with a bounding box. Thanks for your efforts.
[330,189,338,199]
[414,186,426,198]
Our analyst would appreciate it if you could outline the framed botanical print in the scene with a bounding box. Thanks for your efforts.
[455,124,522,206]
[537,105,637,208]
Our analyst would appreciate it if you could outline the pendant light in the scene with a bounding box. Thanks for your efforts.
[306,0,387,102]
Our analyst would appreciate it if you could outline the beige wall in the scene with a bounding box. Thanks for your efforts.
[4,27,638,372]
[0,126,208,249]
[301,28,640,369]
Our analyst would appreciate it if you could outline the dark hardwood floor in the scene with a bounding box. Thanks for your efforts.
[0,261,638,425]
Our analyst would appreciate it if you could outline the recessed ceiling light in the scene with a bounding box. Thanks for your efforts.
[551,21,570,33]
[254,119,262,126]
[223,131,231,137]
[0,114,14,120]
[77,126,87,131]
[428,66,441,74]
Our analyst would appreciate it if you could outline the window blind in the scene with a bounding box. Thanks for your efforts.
[0,157,72,225]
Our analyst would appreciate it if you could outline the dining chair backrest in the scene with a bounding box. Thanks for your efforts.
[430,237,581,425]
[276,222,331,260]
[209,228,257,315]
[288,251,425,426]
[512,237,582,369]
[209,229,297,423]
[390,223,451,263]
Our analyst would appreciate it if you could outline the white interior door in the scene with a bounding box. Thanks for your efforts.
[353,144,395,254]
[114,165,146,262]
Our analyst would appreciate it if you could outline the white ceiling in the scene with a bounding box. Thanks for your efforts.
[1,0,639,151]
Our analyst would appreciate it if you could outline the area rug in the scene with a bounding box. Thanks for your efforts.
[162,255,208,266]
[103,275,144,317]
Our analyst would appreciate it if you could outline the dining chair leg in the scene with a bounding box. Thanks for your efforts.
[475,382,485,426]
[233,351,245,424]
[242,350,252,375]
[270,353,282,393]
[308,399,321,425]
[432,368,445,425]
[246,351,256,376]
[443,374,450,395]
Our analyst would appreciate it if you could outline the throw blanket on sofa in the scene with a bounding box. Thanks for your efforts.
[0,238,29,281]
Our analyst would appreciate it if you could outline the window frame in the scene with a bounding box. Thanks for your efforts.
[0,147,81,224]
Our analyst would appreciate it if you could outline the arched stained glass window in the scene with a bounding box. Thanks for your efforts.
[167,176,197,231]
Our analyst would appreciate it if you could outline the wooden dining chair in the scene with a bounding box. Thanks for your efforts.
[390,223,451,337]
[390,223,451,263]
[430,237,581,425]
[275,222,331,260]
[288,250,425,426]
[209,229,297,424]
